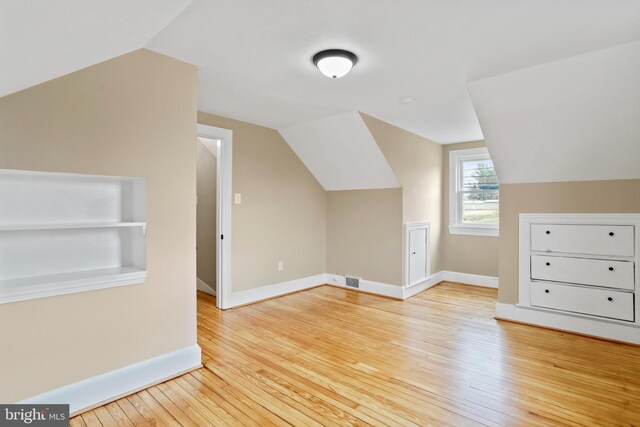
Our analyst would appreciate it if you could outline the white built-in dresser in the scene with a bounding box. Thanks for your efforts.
[518,214,640,343]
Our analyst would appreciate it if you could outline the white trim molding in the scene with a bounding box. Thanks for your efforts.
[0,270,146,305]
[448,147,499,237]
[326,271,498,300]
[226,270,500,308]
[448,225,499,237]
[230,274,327,307]
[440,271,499,288]
[197,124,233,310]
[326,274,404,299]
[196,277,216,296]
[20,345,202,415]
[495,303,640,345]
[402,272,444,299]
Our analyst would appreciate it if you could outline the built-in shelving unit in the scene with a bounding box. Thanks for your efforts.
[0,169,147,304]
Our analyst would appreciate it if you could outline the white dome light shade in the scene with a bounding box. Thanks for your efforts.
[313,49,357,79]
[316,56,353,78]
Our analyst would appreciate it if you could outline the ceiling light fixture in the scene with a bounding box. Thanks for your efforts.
[312,49,358,79]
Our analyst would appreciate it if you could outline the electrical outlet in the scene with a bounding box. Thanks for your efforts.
[277,261,284,271]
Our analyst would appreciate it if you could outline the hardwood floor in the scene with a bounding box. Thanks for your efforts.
[71,283,640,426]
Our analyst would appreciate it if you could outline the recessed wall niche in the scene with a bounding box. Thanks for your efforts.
[0,169,147,304]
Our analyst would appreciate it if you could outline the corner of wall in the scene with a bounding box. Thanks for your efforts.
[360,113,444,277]
[0,49,198,403]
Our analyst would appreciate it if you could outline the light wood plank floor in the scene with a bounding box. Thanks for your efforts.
[71,283,640,426]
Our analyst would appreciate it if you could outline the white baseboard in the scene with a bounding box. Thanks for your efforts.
[197,277,216,296]
[326,274,403,299]
[20,344,202,415]
[230,274,326,307]
[325,271,496,300]
[495,303,640,345]
[440,271,498,288]
[227,270,498,308]
[403,272,444,299]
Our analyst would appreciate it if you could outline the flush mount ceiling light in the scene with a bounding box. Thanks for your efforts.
[312,49,358,79]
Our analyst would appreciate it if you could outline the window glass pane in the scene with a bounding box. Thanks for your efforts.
[461,191,499,224]
[461,159,498,191]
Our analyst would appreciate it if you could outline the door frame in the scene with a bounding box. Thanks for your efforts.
[197,124,233,309]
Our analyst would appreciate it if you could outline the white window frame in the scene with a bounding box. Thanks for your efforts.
[448,147,499,237]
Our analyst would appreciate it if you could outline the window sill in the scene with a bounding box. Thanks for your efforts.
[449,225,499,237]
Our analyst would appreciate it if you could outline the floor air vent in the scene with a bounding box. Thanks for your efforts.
[345,276,360,288]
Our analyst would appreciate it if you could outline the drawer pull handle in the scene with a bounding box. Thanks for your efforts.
[545,262,551,266]
[609,232,615,236]
[608,297,613,302]
[545,230,550,235]
[545,289,550,294]
[609,267,614,271]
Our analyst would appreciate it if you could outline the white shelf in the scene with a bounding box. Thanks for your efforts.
[0,169,147,304]
[0,222,146,232]
[0,267,146,304]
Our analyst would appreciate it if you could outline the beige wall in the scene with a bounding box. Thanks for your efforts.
[196,140,217,287]
[441,141,500,277]
[499,179,640,304]
[0,49,198,402]
[327,189,403,285]
[359,116,500,280]
[361,113,444,275]
[197,112,327,292]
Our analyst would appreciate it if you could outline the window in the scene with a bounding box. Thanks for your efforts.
[449,147,499,236]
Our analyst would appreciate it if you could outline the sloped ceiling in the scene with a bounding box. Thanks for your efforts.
[279,111,399,191]
[0,0,193,97]
[146,0,640,144]
[468,41,640,184]
[2,0,639,188]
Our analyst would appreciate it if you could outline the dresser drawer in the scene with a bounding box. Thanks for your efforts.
[530,282,634,321]
[531,224,635,257]
[531,255,635,291]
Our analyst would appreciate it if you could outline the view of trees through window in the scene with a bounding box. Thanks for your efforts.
[460,159,499,225]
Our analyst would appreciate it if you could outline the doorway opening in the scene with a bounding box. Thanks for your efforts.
[196,124,232,309]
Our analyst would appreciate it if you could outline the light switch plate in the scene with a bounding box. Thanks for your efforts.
[234,193,242,204]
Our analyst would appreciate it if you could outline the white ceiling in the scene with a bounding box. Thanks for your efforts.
[469,41,640,184]
[279,111,399,191]
[2,0,639,147]
[0,0,193,97]
[146,0,640,143]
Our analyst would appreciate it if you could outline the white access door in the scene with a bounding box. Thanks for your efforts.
[408,227,428,286]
